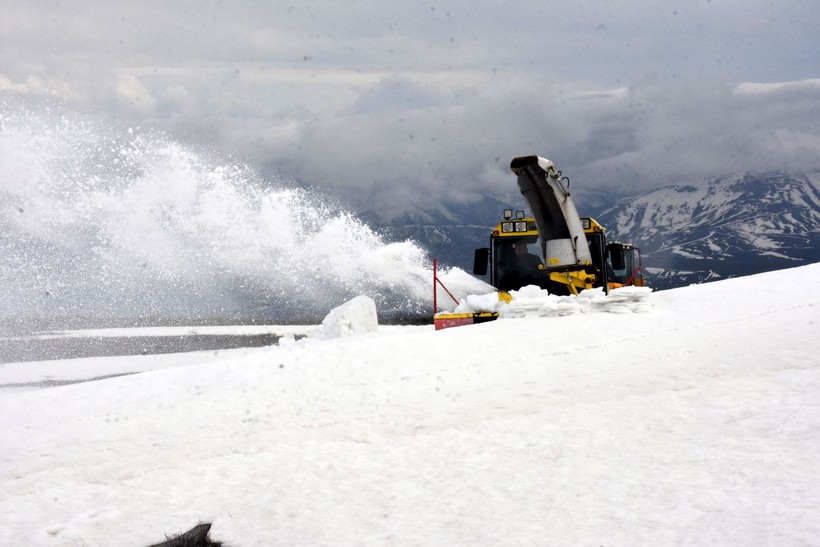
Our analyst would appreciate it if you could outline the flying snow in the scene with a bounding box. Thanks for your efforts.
[0,102,487,323]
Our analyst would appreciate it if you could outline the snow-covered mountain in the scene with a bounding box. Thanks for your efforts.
[595,172,820,289]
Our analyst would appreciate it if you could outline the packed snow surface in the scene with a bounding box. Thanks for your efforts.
[2,264,820,545]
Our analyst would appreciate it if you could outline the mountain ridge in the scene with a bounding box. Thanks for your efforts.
[596,171,820,289]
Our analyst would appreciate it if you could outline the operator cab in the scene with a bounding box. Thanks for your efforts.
[473,210,548,292]
[606,242,645,287]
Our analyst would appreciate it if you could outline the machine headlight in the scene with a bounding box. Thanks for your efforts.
[501,222,514,233]
[515,221,528,232]
[581,218,591,230]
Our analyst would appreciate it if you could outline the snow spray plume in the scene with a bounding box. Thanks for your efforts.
[0,101,438,325]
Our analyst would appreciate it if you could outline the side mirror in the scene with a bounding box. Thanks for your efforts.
[473,248,490,276]
[608,244,625,270]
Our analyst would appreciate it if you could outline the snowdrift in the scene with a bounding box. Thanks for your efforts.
[453,285,653,317]
[1,264,819,545]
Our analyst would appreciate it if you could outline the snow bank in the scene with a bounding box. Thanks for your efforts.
[457,291,504,313]
[452,285,652,318]
[1,264,820,545]
[310,295,379,340]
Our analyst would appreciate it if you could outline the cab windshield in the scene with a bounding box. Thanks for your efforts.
[607,254,630,285]
[492,236,546,291]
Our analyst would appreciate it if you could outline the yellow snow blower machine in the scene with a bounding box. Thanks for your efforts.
[434,155,644,330]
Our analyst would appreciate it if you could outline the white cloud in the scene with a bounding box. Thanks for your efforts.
[114,74,157,113]
[0,74,77,99]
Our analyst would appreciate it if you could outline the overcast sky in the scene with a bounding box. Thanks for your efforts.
[3,0,820,219]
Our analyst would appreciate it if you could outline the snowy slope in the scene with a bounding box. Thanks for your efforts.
[596,172,820,289]
[1,264,819,545]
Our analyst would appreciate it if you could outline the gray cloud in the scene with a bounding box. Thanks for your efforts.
[3,0,820,220]
[253,74,820,218]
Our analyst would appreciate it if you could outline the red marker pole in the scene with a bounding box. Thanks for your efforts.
[433,258,438,315]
